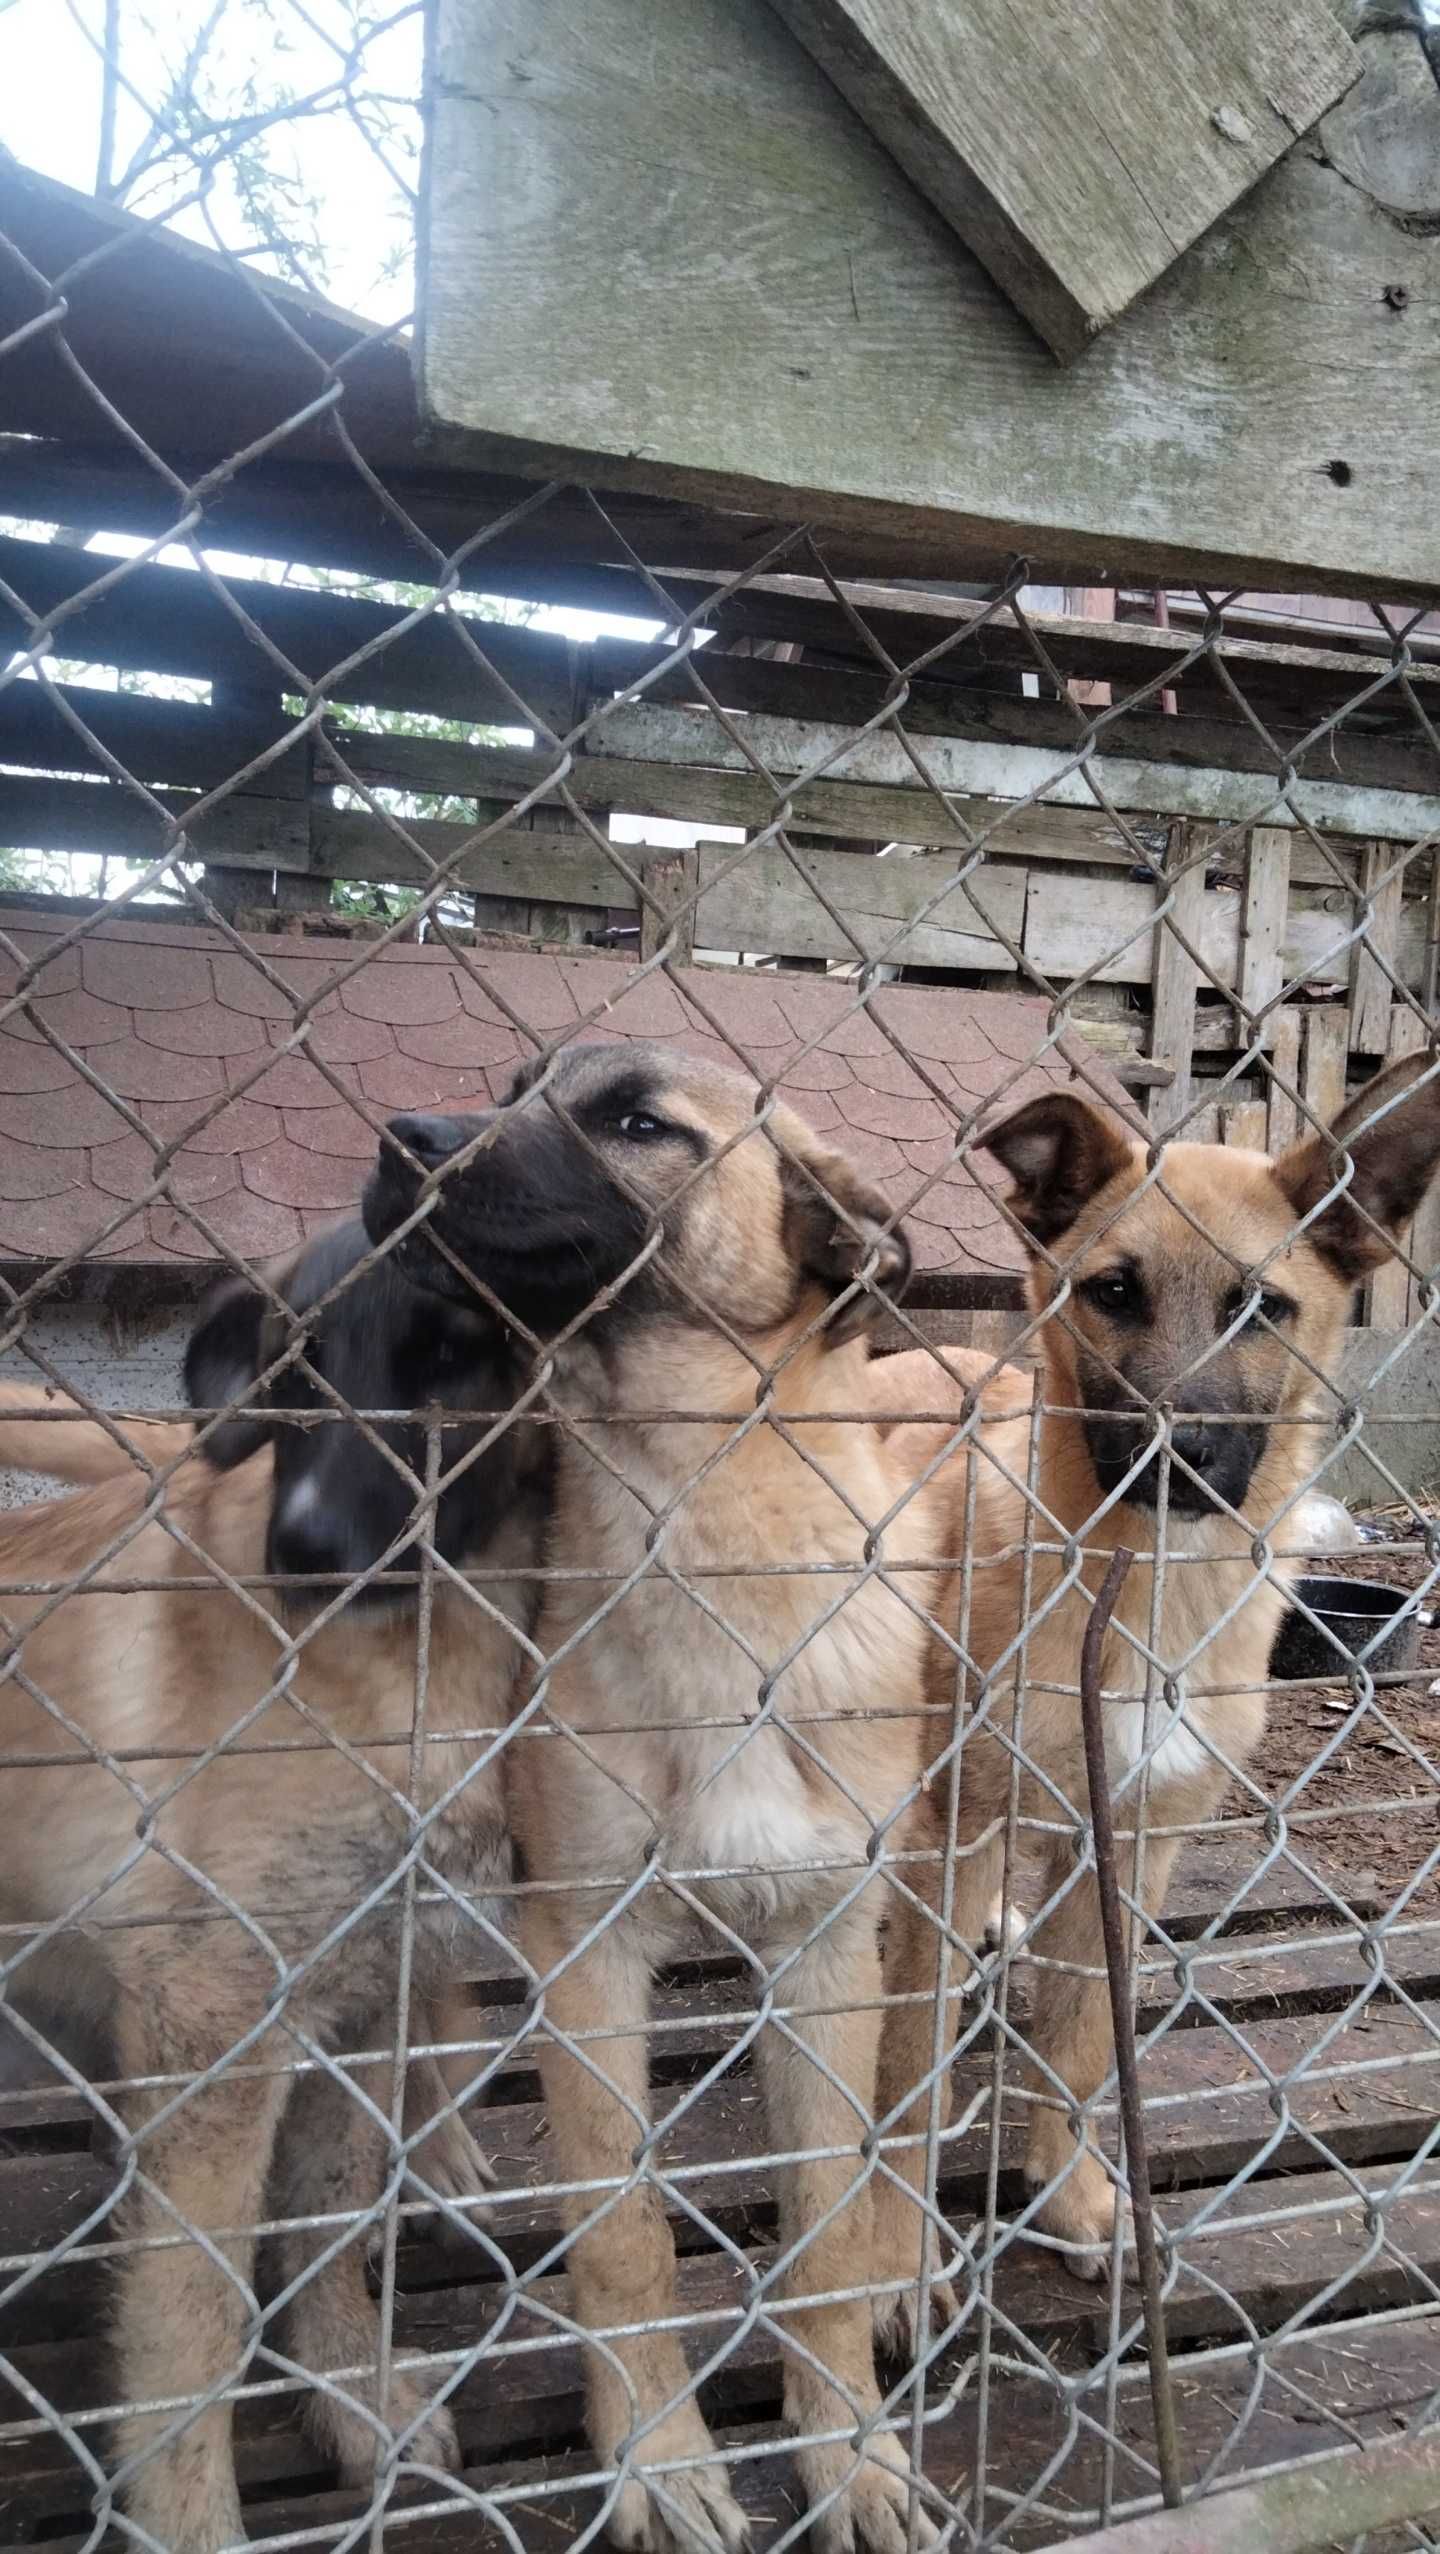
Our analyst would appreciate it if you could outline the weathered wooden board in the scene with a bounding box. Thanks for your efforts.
[630,644,1440,803]
[421,0,1440,593]
[1024,865,1429,993]
[594,702,1440,846]
[1147,824,1204,1132]
[0,774,310,869]
[1350,839,1407,1056]
[1303,1002,1351,1124]
[0,534,582,736]
[335,732,1434,896]
[598,585,1440,730]
[695,840,1024,966]
[1265,1006,1305,1151]
[764,0,1358,360]
[16,435,1440,732]
[1238,826,1292,1042]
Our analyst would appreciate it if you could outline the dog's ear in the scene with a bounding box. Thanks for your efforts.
[1275,1050,1440,1283]
[183,1274,277,1468]
[780,1143,911,1343]
[981,1092,1135,1251]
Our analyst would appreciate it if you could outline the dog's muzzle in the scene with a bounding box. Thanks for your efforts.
[1085,1414,1264,1518]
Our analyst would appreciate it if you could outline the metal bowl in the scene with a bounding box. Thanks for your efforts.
[1269,1573,1426,1683]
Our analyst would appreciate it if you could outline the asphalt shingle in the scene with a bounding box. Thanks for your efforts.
[0,911,1129,1274]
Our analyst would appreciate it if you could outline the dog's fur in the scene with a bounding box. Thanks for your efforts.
[0,1378,194,1483]
[869,1051,1440,2298]
[365,1045,949,2554]
[0,1224,546,2550]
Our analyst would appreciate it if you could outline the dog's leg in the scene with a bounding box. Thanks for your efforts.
[403,1989,498,2230]
[276,2047,463,2488]
[108,2000,292,2554]
[869,1802,1000,2361]
[756,1902,939,2554]
[525,1900,749,2554]
[1020,1819,1182,2280]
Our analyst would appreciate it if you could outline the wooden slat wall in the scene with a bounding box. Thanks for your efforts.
[1,553,1435,1327]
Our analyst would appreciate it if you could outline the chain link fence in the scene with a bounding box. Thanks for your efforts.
[1,8,1440,2551]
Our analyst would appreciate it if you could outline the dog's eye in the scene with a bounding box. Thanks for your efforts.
[1227,1285,1294,1330]
[615,1111,668,1141]
[1084,1270,1142,1317]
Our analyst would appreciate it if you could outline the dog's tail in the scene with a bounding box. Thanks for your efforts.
[0,1379,193,1484]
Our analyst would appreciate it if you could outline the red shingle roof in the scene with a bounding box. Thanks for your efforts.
[0,912,1128,1278]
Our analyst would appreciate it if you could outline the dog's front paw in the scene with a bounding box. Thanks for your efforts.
[407,2101,498,2245]
[797,2428,940,2554]
[607,2454,750,2554]
[309,2360,461,2485]
[1024,2156,1131,2284]
[872,2267,961,2362]
[869,2189,965,2360]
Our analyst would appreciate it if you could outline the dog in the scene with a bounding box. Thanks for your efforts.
[0,1219,546,2551]
[868,1048,1440,2299]
[364,1042,950,2554]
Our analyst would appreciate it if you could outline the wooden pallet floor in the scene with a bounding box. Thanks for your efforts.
[5,1842,1440,2550]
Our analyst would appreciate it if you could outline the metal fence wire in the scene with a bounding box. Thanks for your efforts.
[2,11,1440,2553]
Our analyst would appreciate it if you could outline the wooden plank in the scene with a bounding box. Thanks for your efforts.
[334,730,1401,896]
[309,806,649,906]
[1302,1002,1350,1129]
[763,0,1357,361]
[1237,825,1291,1043]
[0,773,309,868]
[638,848,699,963]
[694,841,1024,969]
[593,701,1440,846]
[1350,841,1407,1058]
[1146,824,1203,1134]
[5,1951,1431,2289]
[421,0,1440,593]
[598,587,1440,732]
[1064,585,1113,708]
[65,2322,1440,2554]
[629,642,1440,805]
[0,681,306,798]
[334,729,1184,865]
[0,533,582,735]
[10,2149,1440,2526]
[1028,866,1237,994]
[1265,1006,1304,1153]
[1027,867,1428,995]
[17,441,1440,737]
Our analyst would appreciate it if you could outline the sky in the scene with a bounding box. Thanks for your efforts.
[0,0,421,320]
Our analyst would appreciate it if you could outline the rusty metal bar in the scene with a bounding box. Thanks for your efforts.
[1078,1543,1184,2509]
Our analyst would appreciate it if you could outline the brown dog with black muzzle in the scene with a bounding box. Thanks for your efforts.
[364,1042,949,2554]
[0,1222,546,2553]
[868,1049,1440,2308]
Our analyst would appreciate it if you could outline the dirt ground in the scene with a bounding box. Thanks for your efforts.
[1250,1513,1440,1914]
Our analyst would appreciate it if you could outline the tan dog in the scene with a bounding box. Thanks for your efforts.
[0,1382,496,2205]
[0,1379,191,1482]
[0,1225,544,2552]
[363,1046,949,2554]
[870,1050,1440,2300]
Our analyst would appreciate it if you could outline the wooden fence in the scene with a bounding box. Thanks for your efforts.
[2,528,1437,1326]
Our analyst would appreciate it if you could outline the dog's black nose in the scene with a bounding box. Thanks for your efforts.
[1170,1424,1219,1478]
[387,1112,469,1168]
[268,1486,349,1588]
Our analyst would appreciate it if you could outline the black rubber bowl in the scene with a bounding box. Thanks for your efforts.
[1269,1573,1427,1683]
